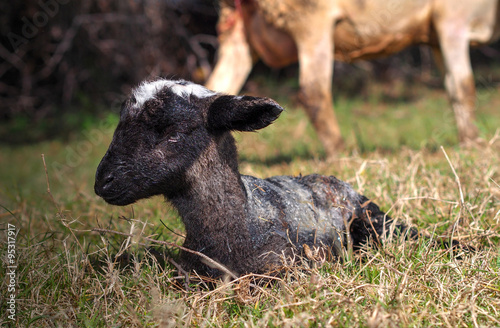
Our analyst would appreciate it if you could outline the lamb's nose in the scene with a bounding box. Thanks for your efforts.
[103,173,114,188]
[95,172,115,196]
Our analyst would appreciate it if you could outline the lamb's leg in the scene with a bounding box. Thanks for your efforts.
[349,196,417,249]
[350,197,469,252]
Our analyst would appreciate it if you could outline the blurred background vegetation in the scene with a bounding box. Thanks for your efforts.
[1,0,499,145]
[0,0,219,143]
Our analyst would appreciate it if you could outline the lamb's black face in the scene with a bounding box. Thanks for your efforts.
[94,80,215,205]
[95,78,283,206]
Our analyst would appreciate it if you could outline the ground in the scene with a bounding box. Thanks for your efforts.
[0,64,499,327]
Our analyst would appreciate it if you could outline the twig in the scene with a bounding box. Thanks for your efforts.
[364,210,382,246]
[488,128,500,146]
[0,208,20,219]
[439,147,470,271]
[92,227,238,280]
[397,196,459,205]
[192,272,286,307]
[441,146,479,223]
[440,146,465,206]
[37,13,147,80]
[160,219,185,238]
[41,154,58,210]
[168,257,192,290]
[490,178,500,190]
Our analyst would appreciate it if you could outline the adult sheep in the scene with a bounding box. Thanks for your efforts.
[94,79,420,277]
[206,0,500,157]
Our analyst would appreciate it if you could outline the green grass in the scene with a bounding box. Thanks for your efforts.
[1,72,500,327]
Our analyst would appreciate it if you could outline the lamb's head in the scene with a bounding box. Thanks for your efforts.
[95,79,283,206]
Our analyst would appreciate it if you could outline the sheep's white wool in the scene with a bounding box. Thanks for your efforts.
[133,80,172,108]
[171,83,216,99]
[133,79,216,108]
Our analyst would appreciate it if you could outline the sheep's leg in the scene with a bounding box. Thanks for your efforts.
[433,16,479,144]
[288,14,344,158]
[430,45,445,76]
[206,9,253,95]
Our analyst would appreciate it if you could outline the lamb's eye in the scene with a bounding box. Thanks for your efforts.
[168,132,181,143]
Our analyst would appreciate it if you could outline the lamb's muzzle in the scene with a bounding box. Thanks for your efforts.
[95,78,407,276]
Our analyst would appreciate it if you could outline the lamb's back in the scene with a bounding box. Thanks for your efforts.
[242,174,365,257]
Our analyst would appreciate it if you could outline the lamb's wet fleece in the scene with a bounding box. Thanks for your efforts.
[243,173,397,258]
[94,78,414,276]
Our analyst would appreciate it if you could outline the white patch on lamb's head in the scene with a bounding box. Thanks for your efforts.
[132,79,173,108]
[132,79,216,108]
[170,82,217,99]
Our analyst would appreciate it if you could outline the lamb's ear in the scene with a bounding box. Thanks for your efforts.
[207,95,283,132]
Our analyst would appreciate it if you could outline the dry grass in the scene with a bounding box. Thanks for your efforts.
[1,76,500,327]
